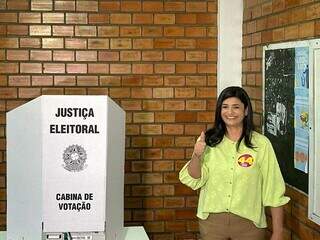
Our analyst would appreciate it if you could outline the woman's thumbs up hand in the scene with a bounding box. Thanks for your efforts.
[192,131,206,159]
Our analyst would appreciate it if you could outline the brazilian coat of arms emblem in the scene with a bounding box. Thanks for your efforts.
[62,144,87,172]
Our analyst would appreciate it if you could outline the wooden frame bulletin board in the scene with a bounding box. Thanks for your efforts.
[263,39,320,225]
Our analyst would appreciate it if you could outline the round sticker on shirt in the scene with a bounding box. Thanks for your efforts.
[237,154,254,167]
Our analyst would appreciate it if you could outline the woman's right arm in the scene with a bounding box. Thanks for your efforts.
[187,131,206,179]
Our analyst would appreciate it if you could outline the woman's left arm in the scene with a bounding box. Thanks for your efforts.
[270,206,284,240]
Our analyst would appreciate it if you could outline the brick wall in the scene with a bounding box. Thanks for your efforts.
[243,0,320,239]
[0,0,217,239]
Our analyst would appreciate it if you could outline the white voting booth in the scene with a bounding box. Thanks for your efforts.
[7,95,129,240]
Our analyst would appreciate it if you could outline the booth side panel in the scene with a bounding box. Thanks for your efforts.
[106,98,125,240]
[7,99,43,240]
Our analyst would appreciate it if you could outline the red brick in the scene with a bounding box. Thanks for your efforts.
[164,26,184,37]
[77,76,99,86]
[142,100,163,110]
[133,39,154,49]
[176,39,196,49]
[141,125,162,135]
[99,1,120,11]
[197,112,214,122]
[42,38,63,49]
[8,76,30,86]
[142,51,163,61]
[153,136,174,147]
[299,22,315,38]
[155,209,175,221]
[154,14,175,24]
[122,101,142,111]
[142,173,163,184]
[32,76,53,86]
[164,197,185,208]
[131,137,153,148]
[0,38,18,48]
[100,76,121,86]
[76,1,98,12]
[20,63,42,73]
[76,51,97,62]
[66,64,87,74]
[30,25,51,36]
[131,185,153,196]
[164,100,185,111]
[121,1,141,12]
[89,14,109,24]
[66,13,87,24]
[306,3,320,20]
[43,63,65,74]
[54,1,75,11]
[133,14,153,24]
[53,50,74,61]
[65,38,87,49]
[110,64,131,74]
[155,39,175,49]
[98,26,119,37]
[64,88,86,95]
[0,88,17,99]
[131,88,152,98]
[285,25,299,40]
[120,51,141,61]
[273,0,285,12]
[110,14,131,24]
[111,38,132,49]
[143,197,163,208]
[53,26,74,36]
[88,39,109,49]
[30,50,52,61]
[154,64,174,74]
[186,2,207,12]
[164,77,184,88]
[163,124,184,135]
[120,26,141,37]
[19,38,40,48]
[41,88,64,95]
[88,63,109,74]
[122,75,142,86]
[7,0,28,10]
[75,26,96,37]
[0,13,17,23]
[176,64,196,74]
[7,50,29,61]
[142,26,163,37]
[143,2,163,12]
[186,100,206,110]
[164,51,185,61]
[18,88,41,99]
[43,13,64,23]
[109,88,130,98]
[144,222,165,233]
[155,112,175,123]
[98,51,119,61]
[165,2,185,12]
[54,76,75,86]
[31,0,53,11]
[7,25,28,35]
[143,75,163,86]
[175,112,197,123]
[176,14,196,24]
[154,185,174,196]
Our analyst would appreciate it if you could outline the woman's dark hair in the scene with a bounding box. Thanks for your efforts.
[205,86,255,150]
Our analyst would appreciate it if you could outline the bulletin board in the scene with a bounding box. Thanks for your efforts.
[263,39,320,225]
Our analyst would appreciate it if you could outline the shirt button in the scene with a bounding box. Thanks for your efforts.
[229,181,232,184]
[226,208,229,211]
[228,195,231,197]
[230,167,233,170]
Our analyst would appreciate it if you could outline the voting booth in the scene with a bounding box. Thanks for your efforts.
[7,95,125,240]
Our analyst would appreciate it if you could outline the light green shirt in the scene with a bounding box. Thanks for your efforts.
[179,131,290,228]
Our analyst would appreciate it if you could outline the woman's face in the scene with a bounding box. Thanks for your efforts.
[221,97,247,128]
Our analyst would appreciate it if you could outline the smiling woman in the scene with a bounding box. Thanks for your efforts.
[179,86,290,240]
